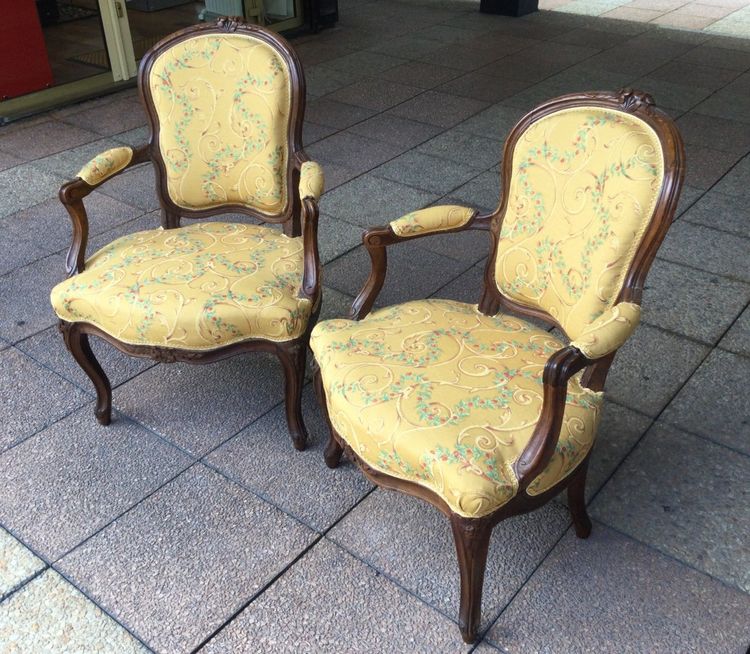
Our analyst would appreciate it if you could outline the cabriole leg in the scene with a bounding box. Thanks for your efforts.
[61,322,112,425]
[567,459,592,539]
[313,368,343,468]
[277,341,308,451]
[450,515,493,644]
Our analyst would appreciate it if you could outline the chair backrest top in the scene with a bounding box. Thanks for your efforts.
[487,89,684,340]
[138,19,306,222]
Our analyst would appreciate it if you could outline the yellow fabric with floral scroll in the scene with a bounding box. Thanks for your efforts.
[495,107,663,339]
[148,34,291,214]
[390,205,476,237]
[571,302,640,359]
[310,299,603,518]
[299,161,324,201]
[51,222,311,349]
[77,147,133,186]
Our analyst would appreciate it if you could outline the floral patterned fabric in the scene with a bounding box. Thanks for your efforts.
[495,107,664,339]
[390,205,476,237]
[570,302,640,359]
[51,222,311,349]
[148,34,292,214]
[299,161,324,201]
[310,299,603,518]
[77,147,133,186]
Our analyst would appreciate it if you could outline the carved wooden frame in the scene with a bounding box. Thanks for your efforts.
[56,18,322,450]
[313,89,685,642]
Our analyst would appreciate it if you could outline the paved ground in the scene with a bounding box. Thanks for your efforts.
[1,2,749,652]
[541,0,750,38]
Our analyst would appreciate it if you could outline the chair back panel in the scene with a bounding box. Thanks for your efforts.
[145,30,294,216]
[493,106,664,339]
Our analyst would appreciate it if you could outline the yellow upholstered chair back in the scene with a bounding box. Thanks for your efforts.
[140,21,302,218]
[493,101,668,339]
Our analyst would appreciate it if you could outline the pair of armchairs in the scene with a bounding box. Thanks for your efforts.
[49,19,685,644]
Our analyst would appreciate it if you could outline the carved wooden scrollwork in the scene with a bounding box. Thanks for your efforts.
[216,16,243,31]
[616,87,656,112]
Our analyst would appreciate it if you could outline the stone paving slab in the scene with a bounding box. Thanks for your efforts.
[591,422,750,593]
[30,136,124,179]
[206,386,372,532]
[581,401,653,501]
[641,258,750,345]
[0,163,66,219]
[317,214,363,265]
[16,325,156,392]
[0,252,65,343]
[114,353,287,457]
[59,98,147,137]
[58,464,316,653]
[3,192,143,259]
[201,539,470,654]
[659,221,750,283]
[415,127,504,169]
[373,150,484,194]
[681,189,750,238]
[0,527,45,599]
[329,489,571,632]
[95,163,161,212]
[714,153,750,199]
[0,570,148,653]
[0,348,88,453]
[0,405,192,561]
[321,173,439,226]
[486,523,750,654]
[0,120,101,161]
[324,240,472,309]
[661,349,750,455]
[605,323,710,417]
[719,304,750,357]
[0,223,48,277]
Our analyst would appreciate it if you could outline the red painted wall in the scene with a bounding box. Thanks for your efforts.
[0,1,54,99]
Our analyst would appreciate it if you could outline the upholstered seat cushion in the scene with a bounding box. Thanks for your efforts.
[51,222,311,349]
[310,299,603,518]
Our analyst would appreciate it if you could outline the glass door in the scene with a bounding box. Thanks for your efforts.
[0,0,303,122]
[120,0,303,60]
[0,0,136,120]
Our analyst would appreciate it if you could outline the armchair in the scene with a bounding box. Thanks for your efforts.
[310,89,684,642]
[50,18,324,450]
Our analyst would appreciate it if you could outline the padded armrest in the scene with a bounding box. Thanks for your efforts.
[570,303,641,360]
[389,205,476,237]
[76,147,134,186]
[299,161,325,201]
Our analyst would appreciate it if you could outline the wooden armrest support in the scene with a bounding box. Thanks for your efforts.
[349,210,492,320]
[514,346,591,488]
[299,197,321,304]
[60,144,150,276]
[514,338,623,489]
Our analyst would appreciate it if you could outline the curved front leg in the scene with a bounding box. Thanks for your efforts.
[313,368,343,468]
[60,322,112,425]
[450,514,493,644]
[276,340,308,451]
[567,458,592,538]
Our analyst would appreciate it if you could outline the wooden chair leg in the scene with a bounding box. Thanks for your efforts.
[450,515,493,644]
[313,368,343,468]
[567,460,592,539]
[277,341,308,451]
[324,432,343,469]
[61,323,111,425]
